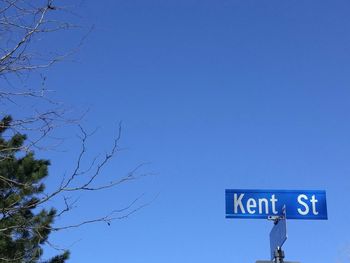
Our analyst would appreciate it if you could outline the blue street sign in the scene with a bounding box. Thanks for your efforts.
[225,189,327,220]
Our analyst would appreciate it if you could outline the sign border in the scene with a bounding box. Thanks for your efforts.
[225,189,328,220]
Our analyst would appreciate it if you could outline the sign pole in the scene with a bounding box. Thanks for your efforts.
[269,206,287,261]
[273,248,285,263]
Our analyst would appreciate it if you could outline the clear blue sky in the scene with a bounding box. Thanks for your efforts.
[38,0,350,262]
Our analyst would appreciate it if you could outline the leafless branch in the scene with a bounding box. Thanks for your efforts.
[0,1,150,261]
[0,124,150,234]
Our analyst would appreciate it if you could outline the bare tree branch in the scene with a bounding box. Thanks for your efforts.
[0,1,150,261]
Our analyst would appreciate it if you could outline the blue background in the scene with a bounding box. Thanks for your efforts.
[20,0,350,262]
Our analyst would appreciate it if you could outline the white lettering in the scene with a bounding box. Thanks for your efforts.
[297,194,309,215]
[247,198,257,214]
[231,193,284,216]
[310,195,319,215]
[270,194,278,214]
[234,193,245,214]
[258,198,269,214]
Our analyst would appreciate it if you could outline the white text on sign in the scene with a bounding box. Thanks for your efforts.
[233,193,320,216]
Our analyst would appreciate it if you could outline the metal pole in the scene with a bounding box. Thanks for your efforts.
[274,248,285,263]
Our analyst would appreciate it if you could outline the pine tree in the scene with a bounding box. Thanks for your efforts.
[0,116,69,262]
